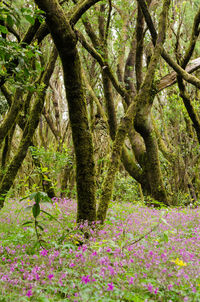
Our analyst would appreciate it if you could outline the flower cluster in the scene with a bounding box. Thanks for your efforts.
[0,198,200,301]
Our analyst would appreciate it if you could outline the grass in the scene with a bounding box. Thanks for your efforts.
[0,198,200,301]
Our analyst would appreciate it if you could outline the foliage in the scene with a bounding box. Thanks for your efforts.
[0,1,44,91]
[0,38,43,90]
[113,172,140,203]
[20,191,56,248]
[31,146,72,172]
[29,146,73,193]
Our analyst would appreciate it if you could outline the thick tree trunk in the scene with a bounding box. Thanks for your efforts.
[34,0,97,222]
[97,0,171,222]
[134,97,169,205]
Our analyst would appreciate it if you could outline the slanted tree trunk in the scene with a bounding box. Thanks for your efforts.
[1,85,56,199]
[0,47,58,208]
[34,0,97,222]
[97,0,171,223]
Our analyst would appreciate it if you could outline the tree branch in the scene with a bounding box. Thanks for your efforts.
[137,0,200,89]
[70,0,102,25]
[157,57,200,92]
[75,29,129,99]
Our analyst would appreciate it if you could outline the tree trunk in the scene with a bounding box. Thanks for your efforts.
[134,102,169,205]
[97,0,171,222]
[0,48,58,209]
[34,0,97,222]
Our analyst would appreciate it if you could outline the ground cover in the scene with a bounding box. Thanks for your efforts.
[0,198,200,301]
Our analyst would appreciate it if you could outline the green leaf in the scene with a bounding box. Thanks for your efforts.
[24,15,35,25]
[0,25,8,34]
[7,15,14,27]
[32,203,40,218]
[29,192,37,200]
[163,232,169,242]
[41,209,60,223]
[22,221,33,226]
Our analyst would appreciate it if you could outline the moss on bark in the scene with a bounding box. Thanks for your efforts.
[35,0,97,222]
[97,0,171,222]
[63,50,96,222]
[0,48,58,209]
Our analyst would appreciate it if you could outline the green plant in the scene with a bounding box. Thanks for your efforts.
[113,172,140,203]
[29,146,73,194]
[20,191,57,248]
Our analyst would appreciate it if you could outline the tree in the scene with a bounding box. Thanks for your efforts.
[34,0,100,222]
[1,0,200,224]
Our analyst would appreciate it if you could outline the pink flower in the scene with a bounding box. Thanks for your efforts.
[154,288,159,294]
[129,277,134,285]
[48,274,54,280]
[147,283,153,293]
[39,249,48,256]
[107,282,114,291]
[81,275,91,284]
[26,289,33,297]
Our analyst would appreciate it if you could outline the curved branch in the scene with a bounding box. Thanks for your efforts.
[75,29,129,99]
[70,0,102,25]
[137,0,200,89]
[181,6,200,68]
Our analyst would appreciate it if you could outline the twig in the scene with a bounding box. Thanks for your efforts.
[122,221,161,251]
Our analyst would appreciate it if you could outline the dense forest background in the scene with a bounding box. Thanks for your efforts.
[1,0,200,222]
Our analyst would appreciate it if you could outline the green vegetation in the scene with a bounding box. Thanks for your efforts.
[0,198,200,301]
[1,0,200,300]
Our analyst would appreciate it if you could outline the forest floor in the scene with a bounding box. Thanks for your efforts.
[0,197,200,302]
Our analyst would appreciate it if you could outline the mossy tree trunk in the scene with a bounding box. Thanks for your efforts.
[134,100,169,205]
[79,2,169,206]
[97,0,171,223]
[34,0,98,222]
[81,9,149,197]
[0,86,56,199]
[0,47,58,208]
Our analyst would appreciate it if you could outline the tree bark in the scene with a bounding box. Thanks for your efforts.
[97,0,171,222]
[34,0,97,222]
[0,47,58,208]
